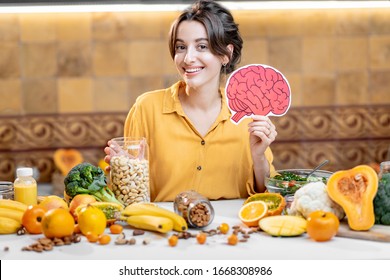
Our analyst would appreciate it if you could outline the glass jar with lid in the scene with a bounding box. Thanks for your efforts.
[0,181,14,200]
[174,190,214,228]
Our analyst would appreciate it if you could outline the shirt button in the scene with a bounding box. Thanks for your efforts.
[197,166,202,171]
[201,140,205,145]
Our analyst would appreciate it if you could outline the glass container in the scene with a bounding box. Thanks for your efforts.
[174,190,214,228]
[0,181,14,200]
[109,137,150,206]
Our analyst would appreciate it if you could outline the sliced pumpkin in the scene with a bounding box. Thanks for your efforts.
[244,193,286,216]
[326,165,378,231]
[53,148,84,176]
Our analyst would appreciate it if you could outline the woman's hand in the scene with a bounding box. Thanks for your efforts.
[248,115,277,193]
[103,140,113,173]
[248,115,277,157]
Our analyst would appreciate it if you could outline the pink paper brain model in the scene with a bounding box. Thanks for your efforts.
[225,64,291,124]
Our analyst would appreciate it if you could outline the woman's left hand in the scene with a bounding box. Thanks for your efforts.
[248,115,277,157]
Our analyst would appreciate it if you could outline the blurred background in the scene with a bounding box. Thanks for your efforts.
[0,1,389,184]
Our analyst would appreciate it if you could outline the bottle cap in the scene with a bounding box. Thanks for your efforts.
[17,167,33,177]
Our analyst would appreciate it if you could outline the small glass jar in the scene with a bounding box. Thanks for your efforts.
[174,190,214,228]
[0,181,14,200]
[283,194,295,215]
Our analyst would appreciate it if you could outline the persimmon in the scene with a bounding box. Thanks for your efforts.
[306,210,339,242]
[22,205,47,234]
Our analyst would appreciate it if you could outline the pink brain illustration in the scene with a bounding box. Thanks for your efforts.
[225,64,291,123]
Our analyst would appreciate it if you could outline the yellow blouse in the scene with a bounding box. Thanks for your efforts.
[124,81,275,202]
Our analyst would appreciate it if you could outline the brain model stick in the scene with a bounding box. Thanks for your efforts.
[225,64,291,124]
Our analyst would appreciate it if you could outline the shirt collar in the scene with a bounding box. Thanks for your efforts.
[163,80,231,122]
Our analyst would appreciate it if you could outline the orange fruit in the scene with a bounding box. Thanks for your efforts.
[238,201,268,227]
[39,195,69,211]
[77,205,107,236]
[41,208,75,239]
[244,193,286,216]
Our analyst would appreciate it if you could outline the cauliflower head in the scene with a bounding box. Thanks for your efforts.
[289,181,345,220]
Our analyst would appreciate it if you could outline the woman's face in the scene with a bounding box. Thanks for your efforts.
[174,20,224,90]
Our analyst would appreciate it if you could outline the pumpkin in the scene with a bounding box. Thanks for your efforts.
[53,149,84,176]
[326,165,378,231]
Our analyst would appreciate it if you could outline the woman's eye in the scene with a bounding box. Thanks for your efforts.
[198,44,208,50]
[175,45,186,52]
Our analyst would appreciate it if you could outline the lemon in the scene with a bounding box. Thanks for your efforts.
[77,205,107,236]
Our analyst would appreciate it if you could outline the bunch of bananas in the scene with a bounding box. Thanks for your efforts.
[0,199,28,234]
[120,203,188,234]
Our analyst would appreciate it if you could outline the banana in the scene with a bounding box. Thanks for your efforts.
[123,215,173,233]
[0,208,24,224]
[0,216,22,234]
[122,203,188,232]
[0,199,28,212]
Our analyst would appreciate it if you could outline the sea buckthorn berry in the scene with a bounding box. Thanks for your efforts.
[168,235,178,247]
[86,232,99,243]
[227,234,238,246]
[196,232,207,244]
[219,223,229,234]
[110,224,123,234]
[98,234,111,245]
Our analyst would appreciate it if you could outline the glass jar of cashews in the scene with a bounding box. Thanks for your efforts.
[109,137,150,206]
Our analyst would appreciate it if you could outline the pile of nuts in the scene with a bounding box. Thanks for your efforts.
[114,231,151,245]
[174,191,214,228]
[21,234,81,253]
[110,155,150,206]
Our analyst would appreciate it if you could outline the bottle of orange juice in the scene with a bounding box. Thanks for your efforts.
[14,167,37,206]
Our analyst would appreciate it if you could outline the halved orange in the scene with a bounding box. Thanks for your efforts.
[244,193,286,216]
[238,201,268,227]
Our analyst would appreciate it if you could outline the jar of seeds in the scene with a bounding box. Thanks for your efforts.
[109,137,150,207]
[173,190,214,228]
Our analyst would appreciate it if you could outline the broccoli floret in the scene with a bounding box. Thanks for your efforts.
[64,162,123,206]
[374,173,390,225]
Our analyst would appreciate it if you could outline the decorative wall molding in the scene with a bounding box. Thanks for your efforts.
[0,105,389,182]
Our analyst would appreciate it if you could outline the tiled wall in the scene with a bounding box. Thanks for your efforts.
[0,8,390,116]
[0,7,390,183]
